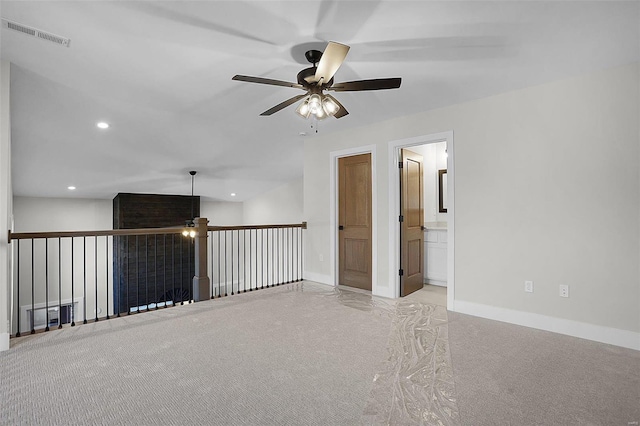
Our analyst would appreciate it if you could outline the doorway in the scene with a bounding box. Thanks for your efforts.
[329,145,377,295]
[388,132,455,309]
[399,148,425,296]
[337,153,372,291]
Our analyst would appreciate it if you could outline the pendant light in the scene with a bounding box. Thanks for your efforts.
[182,170,197,238]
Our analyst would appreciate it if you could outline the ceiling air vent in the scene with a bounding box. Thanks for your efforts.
[1,18,70,47]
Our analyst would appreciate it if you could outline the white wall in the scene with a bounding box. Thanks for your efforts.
[200,185,303,295]
[212,179,302,291]
[304,63,639,346]
[0,61,12,350]
[243,179,303,225]
[13,197,112,232]
[13,195,296,231]
[12,197,114,333]
[184,181,304,227]
[200,201,243,226]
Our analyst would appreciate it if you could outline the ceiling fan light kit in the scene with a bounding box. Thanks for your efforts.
[232,41,401,120]
[296,93,338,120]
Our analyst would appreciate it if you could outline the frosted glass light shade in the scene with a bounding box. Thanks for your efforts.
[296,97,311,118]
[322,97,339,116]
[308,94,322,114]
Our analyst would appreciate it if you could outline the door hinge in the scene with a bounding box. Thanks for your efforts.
[399,269,404,276]
[399,215,404,223]
[398,161,403,169]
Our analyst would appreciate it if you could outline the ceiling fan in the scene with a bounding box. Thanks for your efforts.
[232,41,402,120]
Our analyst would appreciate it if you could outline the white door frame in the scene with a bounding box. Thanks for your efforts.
[329,145,378,294]
[388,131,455,309]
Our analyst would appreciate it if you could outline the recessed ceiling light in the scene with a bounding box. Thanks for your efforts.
[67,186,76,190]
[96,122,109,129]
[230,193,236,197]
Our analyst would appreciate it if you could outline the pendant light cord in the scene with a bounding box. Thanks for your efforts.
[189,171,196,222]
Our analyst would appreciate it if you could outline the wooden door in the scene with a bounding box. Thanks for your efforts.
[400,149,424,296]
[338,153,372,290]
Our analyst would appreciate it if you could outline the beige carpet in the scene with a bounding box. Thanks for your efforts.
[2,281,639,425]
[448,311,640,425]
[2,283,396,425]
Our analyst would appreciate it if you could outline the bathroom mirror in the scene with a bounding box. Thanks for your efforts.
[438,169,447,213]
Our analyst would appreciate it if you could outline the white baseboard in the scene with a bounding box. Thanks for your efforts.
[373,284,395,299]
[454,301,640,351]
[0,332,9,352]
[303,272,332,286]
[303,272,396,299]
[425,279,447,287]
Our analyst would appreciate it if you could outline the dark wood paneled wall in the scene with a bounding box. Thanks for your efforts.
[113,193,200,229]
[113,193,200,313]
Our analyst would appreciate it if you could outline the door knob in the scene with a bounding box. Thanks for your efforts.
[339,225,344,230]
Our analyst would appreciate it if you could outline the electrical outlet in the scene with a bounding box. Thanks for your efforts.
[559,285,569,298]
[319,254,324,262]
[524,280,534,293]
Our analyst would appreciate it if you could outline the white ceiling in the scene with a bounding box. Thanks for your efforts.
[1,1,638,201]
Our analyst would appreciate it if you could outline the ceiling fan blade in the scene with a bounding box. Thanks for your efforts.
[324,94,349,119]
[232,75,303,89]
[328,77,401,92]
[313,41,350,84]
[314,1,382,43]
[260,94,308,116]
[347,35,512,62]
[118,3,281,46]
